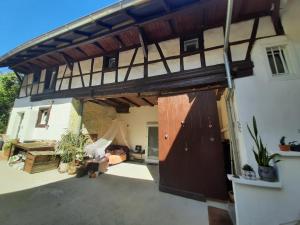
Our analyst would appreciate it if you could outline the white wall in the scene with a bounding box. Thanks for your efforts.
[6,97,74,141]
[232,153,300,225]
[233,3,300,166]
[117,106,158,150]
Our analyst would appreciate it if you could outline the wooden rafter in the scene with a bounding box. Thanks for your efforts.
[160,0,171,12]
[113,35,125,48]
[121,97,140,107]
[95,20,112,30]
[92,42,106,52]
[54,38,73,44]
[73,30,92,37]
[76,47,89,57]
[141,97,154,106]
[11,0,212,69]
[47,55,61,64]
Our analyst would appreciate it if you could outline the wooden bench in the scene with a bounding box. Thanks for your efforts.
[24,151,60,174]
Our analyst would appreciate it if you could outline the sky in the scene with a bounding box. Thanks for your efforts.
[0,0,119,74]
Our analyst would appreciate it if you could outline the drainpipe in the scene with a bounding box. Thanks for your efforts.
[224,0,241,174]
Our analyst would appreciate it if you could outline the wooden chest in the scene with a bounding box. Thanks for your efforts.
[24,151,60,174]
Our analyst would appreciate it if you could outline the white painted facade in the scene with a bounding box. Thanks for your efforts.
[6,97,75,141]
[230,1,300,224]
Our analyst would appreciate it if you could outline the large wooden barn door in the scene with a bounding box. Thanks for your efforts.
[158,90,227,201]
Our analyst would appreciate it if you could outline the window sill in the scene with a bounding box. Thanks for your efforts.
[277,151,300,157]
[227,174,282,189]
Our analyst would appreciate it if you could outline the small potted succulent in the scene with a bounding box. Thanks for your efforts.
[242,164,256,180]
[279,136,290,151]
[247,117,280,182]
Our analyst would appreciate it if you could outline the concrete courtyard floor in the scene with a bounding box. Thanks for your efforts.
[0,160,228,225]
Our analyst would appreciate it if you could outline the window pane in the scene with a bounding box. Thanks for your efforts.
[267,54,277,74]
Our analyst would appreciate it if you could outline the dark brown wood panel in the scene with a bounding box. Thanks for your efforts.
[158,90,227,201]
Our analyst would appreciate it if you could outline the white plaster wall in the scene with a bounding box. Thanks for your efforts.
[159,38,180,57]
[233,154,300,225]
[117,106,158,150]
[103,71,116,84]
[6,97,74,141]
[128,66,144,80]
[183,54,201,70]
[148,62,167,77]
[234,35,300,166]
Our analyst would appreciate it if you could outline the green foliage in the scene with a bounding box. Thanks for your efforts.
[3,141,12,151]
[247,116,280,167]
[242,164,254,171]
[0,72,20,133]
[56,132,88,163]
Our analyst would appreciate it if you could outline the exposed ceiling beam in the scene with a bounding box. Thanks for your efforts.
[168,19,176,34]
[38,44,57,49]
[95,20,112,30]
[75,47,89,57]
[113,35,125,48]
[141,97,154,106]
[54,38,73,44]
[36,58,49,66]
[73,30,92,37]
[121,97,140,107]
[27,49,46,54]
[137,27,148,59]
[10,0,225,69]
[107,98,129,107]
[92,42,106,52]
[124,10,138,22]
[47,55,61,64]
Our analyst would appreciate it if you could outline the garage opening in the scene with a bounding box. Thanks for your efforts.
[80,88,233,202]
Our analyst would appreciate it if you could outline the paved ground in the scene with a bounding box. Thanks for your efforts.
[0,160,227,225]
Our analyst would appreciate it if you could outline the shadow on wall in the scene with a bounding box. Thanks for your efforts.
[158,90,228,200]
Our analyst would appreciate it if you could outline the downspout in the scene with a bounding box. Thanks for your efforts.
[224,0,241,174]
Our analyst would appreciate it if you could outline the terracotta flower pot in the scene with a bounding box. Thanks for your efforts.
[258,166,277,182]
[279,144,290,152]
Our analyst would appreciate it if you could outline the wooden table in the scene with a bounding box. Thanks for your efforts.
[10,142,55,157]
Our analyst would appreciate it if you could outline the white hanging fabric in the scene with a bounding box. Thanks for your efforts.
[84,119,129,159]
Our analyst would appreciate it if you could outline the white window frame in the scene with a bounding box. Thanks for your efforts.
[266,45,289,76]
[183,38,199,52]
[260,37,300,81]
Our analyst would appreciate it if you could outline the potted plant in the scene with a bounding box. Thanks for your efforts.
[290,141,300,152]
[279,136,290,151]
[247,116,280,182]
[56,132,87,174]
[241,164,256,180]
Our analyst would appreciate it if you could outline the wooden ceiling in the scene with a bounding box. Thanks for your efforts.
[0,0,277,73]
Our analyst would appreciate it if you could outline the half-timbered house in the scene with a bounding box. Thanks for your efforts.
[1,1,300,224]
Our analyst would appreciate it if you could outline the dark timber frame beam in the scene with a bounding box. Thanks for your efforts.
[141,97,154,106]
[54,38,73,44]
[137,27,148,59]
[92,42,106,52]
[13,70,22,83]
[30,60,253,102]
[121,97,140,107]
[95,20,112,30]
[60,52,73,70]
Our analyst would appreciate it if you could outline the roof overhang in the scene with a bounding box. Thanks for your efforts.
[0,0,279,73]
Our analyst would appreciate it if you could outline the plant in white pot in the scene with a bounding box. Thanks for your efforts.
[247,116,280,182]
[56,132,87,174]
[242,164,256,180]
